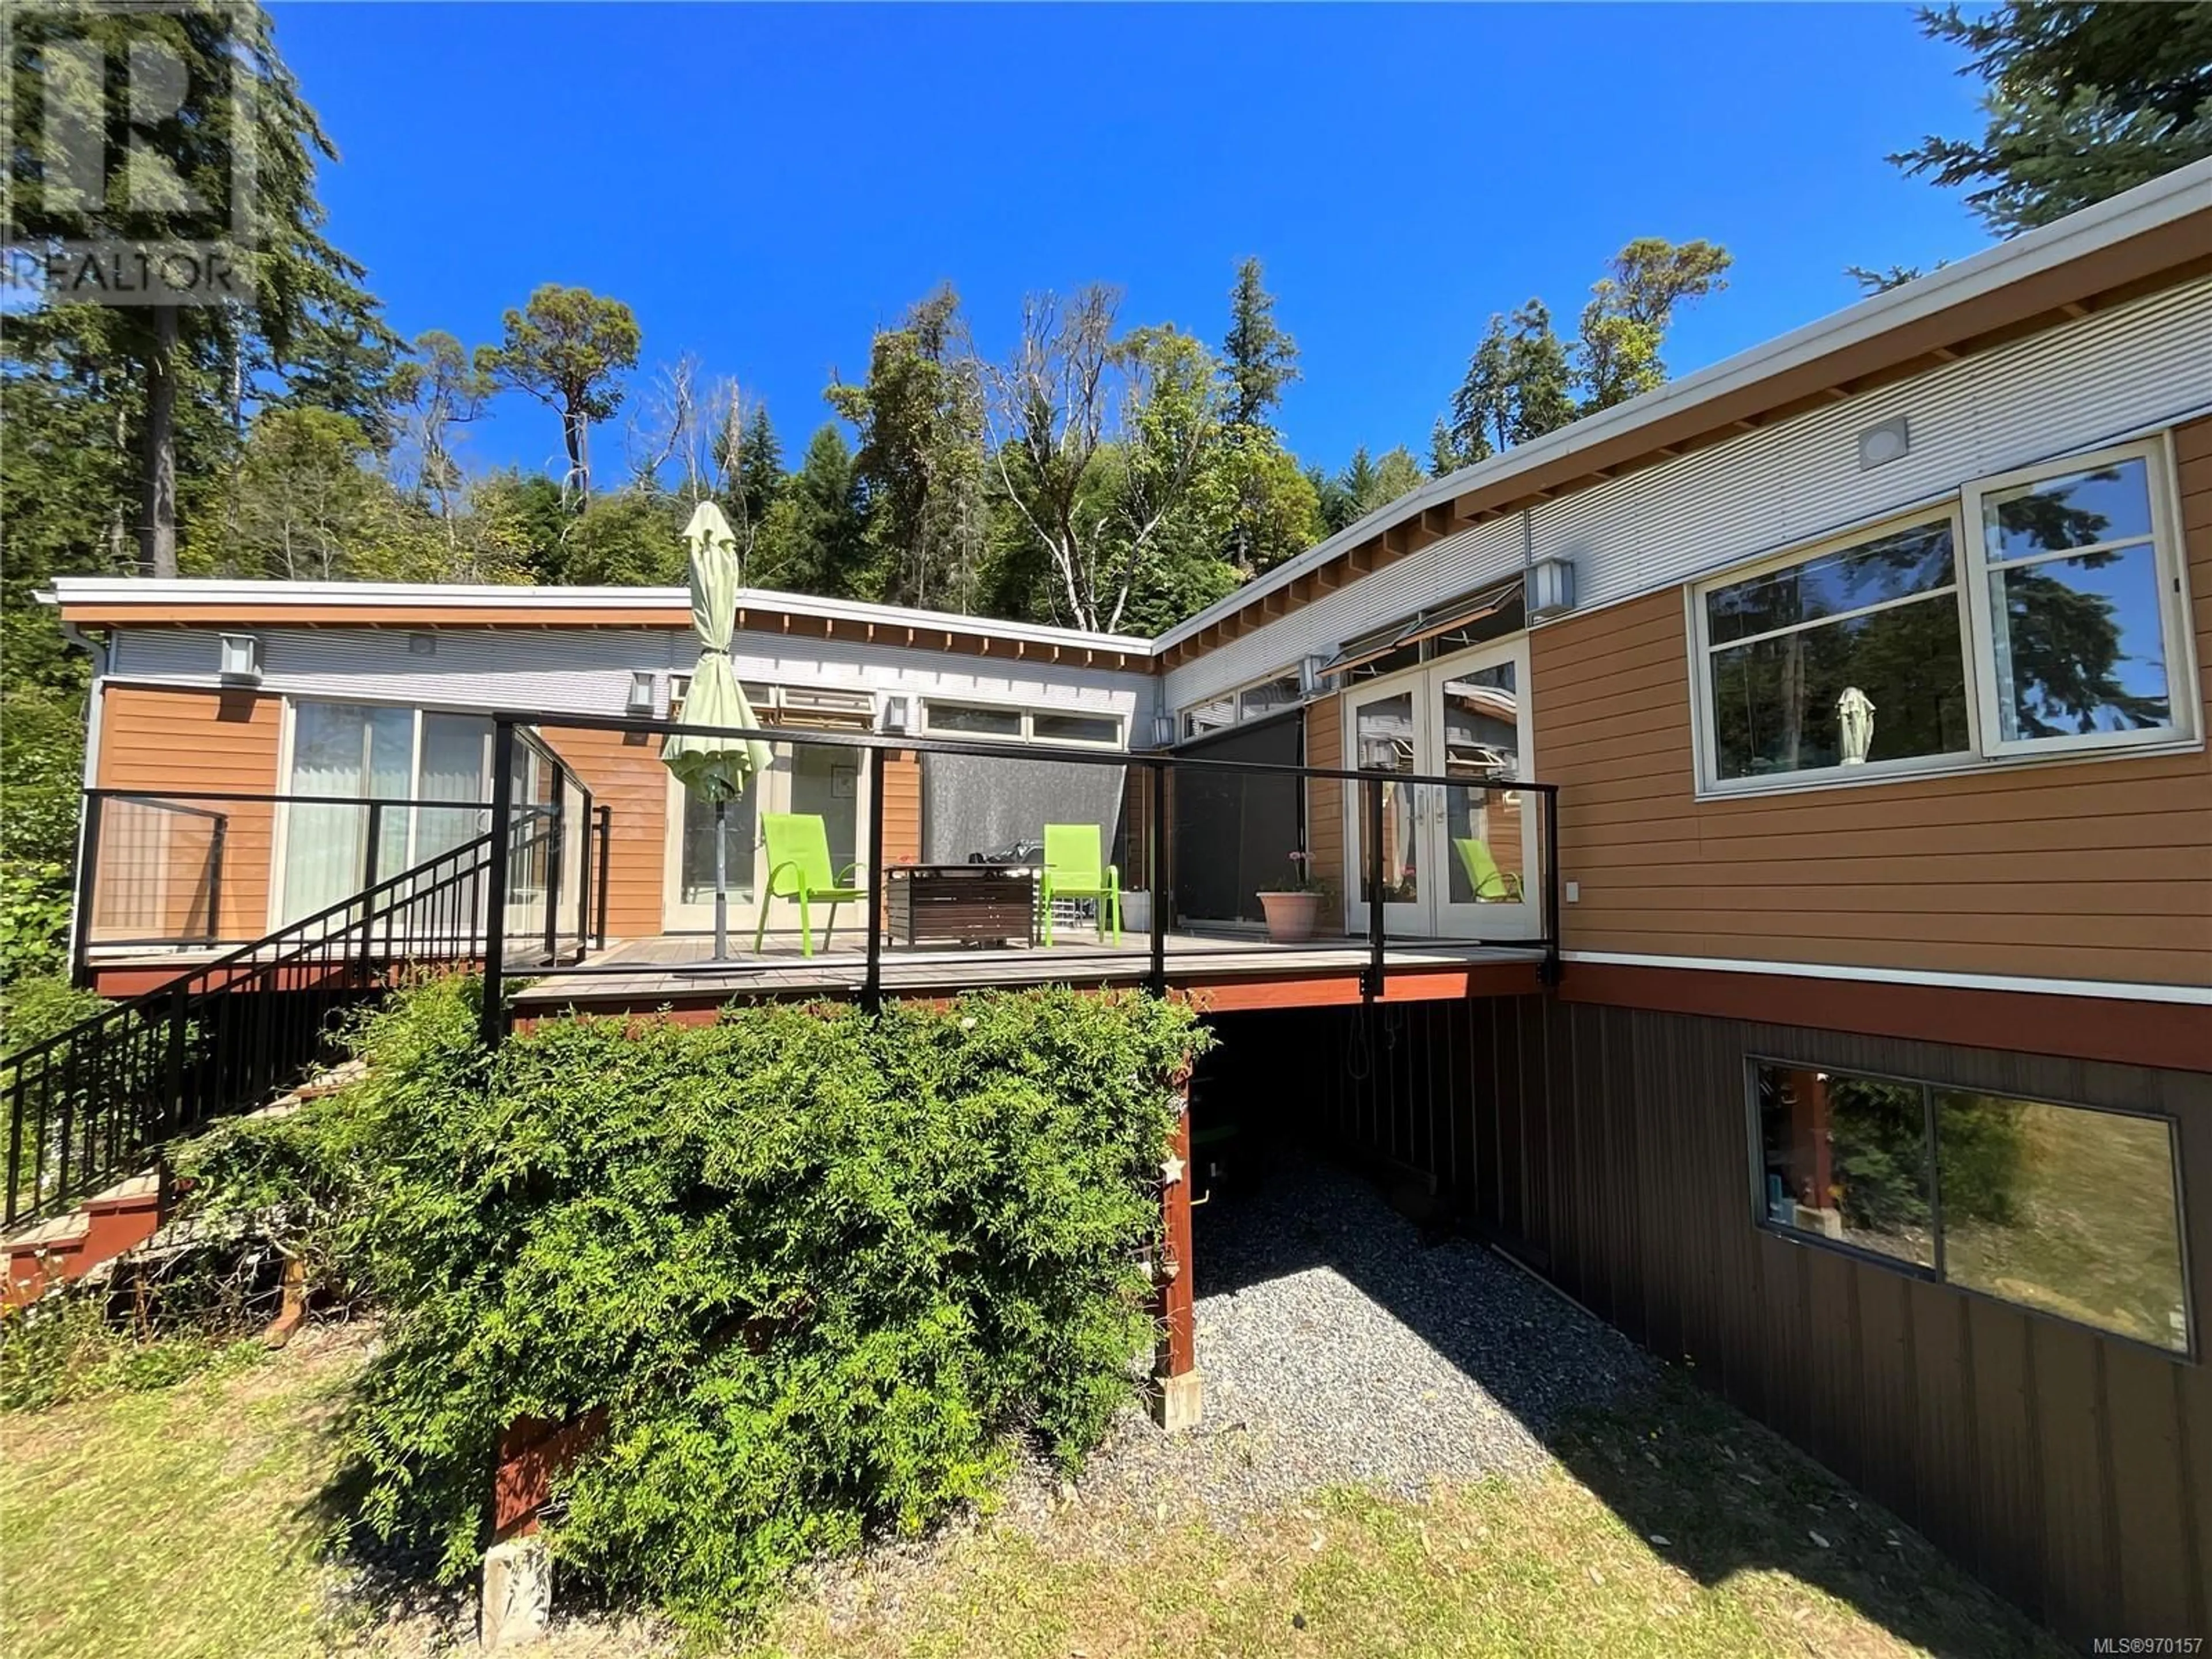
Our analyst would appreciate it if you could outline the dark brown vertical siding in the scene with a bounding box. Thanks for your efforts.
[1210,997,2212,1646]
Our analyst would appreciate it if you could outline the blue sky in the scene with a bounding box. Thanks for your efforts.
[271,3,1994,481]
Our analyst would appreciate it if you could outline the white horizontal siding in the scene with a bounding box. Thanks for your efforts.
[112,624,1152,726]
[1165,279,2212,712]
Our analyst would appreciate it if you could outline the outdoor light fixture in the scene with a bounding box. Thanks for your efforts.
[217,632,262,684]
[1526,554,1577,620]
[1153,711,1176,748]
[1298,654,1330,695]
[625,671,657,717]
[1857,415,1911,471]
[878,693,911,735]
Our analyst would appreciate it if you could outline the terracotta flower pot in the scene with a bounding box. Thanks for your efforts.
[1257,890,1321,944]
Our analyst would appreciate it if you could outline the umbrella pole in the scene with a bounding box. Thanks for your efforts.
[713,796,729,961]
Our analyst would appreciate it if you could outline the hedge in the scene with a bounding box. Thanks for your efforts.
[199,974,1208,1628]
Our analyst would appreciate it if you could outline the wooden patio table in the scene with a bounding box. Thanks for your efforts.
[884,862,1038,948]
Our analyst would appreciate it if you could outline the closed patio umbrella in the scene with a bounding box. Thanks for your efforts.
[662,502,772,960]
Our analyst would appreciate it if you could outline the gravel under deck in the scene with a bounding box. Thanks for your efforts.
[1074,1152,1649,1520]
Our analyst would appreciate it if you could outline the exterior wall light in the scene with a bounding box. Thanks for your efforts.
[879,694,911,735]
[1527,554,1577,621]
[1298,654,1330,695]
[217,632,262,684]
[626,671,657,717]
[1152,710,1177,748]
[1857,415,1910,471]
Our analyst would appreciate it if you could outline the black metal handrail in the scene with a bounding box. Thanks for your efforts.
[3,821,531,1229]
[479,710,1564,1040]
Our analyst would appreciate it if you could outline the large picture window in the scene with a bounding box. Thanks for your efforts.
[1752,1061,2190,1353]
[1692,437,2195,792]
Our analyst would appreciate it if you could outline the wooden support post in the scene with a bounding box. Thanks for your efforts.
[1152,1077,1200,1430]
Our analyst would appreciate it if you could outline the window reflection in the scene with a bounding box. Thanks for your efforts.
[1755,1065,1934,1267]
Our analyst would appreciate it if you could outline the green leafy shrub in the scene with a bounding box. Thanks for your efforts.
[294,974,1203,1628]
[0,970,103,1054]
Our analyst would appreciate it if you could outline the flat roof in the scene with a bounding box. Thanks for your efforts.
[46,577,1154,657]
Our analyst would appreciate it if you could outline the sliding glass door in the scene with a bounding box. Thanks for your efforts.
[279,702,492,924]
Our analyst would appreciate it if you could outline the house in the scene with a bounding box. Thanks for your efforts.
[26,157,2212,1642]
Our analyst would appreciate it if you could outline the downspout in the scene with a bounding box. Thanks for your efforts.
[54,608,109,988]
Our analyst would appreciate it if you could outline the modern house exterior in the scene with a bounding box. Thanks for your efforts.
[31,158,2212,1642]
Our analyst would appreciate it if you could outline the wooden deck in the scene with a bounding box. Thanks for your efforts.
[506,929,1549,1018]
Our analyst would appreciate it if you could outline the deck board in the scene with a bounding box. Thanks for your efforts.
[507,930,1547,1014]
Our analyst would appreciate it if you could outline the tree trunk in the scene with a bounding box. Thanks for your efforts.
[562,404,590,506]
[139,304,180,577]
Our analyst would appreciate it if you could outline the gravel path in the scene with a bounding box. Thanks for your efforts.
[1067,1152,1647,1522]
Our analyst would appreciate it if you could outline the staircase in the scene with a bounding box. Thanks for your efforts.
[1,827,507,1278]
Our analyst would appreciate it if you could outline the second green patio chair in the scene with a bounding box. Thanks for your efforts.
[1452,836,1524,903]
[755,812,866,959]
[1040,823,1120,946]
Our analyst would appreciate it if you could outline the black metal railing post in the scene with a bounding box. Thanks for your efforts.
[482,719,516,1048]
[204,815,226,946]
[543,787,565,965]
[593,805,612,948]
[1148,756,1168,994]
[70,791,103,989]
[574,783,594,955]
[1362,775,1385,1001]
[862,747,885,1011]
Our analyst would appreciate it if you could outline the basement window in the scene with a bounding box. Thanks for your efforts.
[1691,436,2197,794]
[1751,1060,2190,1353]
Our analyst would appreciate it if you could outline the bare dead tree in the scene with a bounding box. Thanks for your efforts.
[979,289,1217,634]
[979,286,1123,632]
[626,353,703,495]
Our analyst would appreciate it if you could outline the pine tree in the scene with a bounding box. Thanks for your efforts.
[1221,257,1300,429]
[1894,2,2212,235]
[3,3,396,575]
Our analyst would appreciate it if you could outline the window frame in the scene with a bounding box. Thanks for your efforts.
[1688,505,1980,794]
[1741,1053,2195,1358]
[1177,665,1310,740]
[270,695,498,931]
[1959,435,2197,762]
[919,698,1125,751]
[1687,433,2200,798]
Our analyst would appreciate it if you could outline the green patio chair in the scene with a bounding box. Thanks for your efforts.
[1452,836,1524,903]
[754,812,866,959]
[1040,823,1120,946]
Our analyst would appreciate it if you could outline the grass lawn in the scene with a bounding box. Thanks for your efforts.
[0,1325,2065,1659]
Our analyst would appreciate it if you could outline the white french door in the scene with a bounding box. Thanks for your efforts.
[1344,638,1537,941]
[662,740,872,941]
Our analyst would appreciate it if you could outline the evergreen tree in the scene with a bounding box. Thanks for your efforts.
[3,2,396,574]
[1577,240,1732,412]
[1221,257,1300,429]
[480,285,642,506]
[755,425,868,597]
[1895,2,2212,235]
[827,286,987,611]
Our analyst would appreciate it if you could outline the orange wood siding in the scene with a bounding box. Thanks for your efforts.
[93,687,282,942]
[547,725,672,941]
[1304,694,1346,910]
[882,751,921,865]
[1530,414,2212,987]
